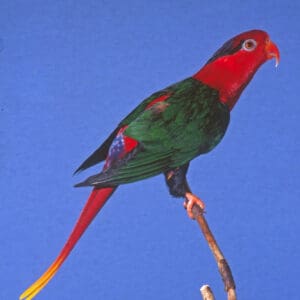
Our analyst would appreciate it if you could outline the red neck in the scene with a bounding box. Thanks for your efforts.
[193,55,263,110]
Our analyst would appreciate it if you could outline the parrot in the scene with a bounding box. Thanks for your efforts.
[20,29,280,300]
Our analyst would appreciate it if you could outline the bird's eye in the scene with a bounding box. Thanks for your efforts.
[242,39,257,51]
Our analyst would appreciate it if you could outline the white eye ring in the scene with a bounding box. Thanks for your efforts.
[242,39,257,51]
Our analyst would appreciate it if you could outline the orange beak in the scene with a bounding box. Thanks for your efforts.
[265,39,280,67]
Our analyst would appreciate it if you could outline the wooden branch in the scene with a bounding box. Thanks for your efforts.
[200,285,215,300]
[190,203,237,300]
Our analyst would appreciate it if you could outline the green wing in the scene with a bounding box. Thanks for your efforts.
[74,90,170,174]
[76,78,230,187]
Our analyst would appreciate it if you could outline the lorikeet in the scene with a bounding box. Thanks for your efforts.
[20,29,279,299]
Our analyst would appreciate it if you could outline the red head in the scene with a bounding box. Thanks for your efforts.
[194,30,280,110]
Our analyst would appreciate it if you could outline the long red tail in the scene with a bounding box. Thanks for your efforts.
[20,186,117,300]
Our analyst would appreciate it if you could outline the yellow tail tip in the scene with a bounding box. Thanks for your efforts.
[20,257,63,300]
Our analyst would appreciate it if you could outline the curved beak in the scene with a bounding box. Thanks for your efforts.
[265,39,280,67]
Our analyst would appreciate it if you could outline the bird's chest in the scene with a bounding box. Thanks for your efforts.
[172,97,230,155]
[195,106,230,154]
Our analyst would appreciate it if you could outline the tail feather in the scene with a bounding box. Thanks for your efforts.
[20,186,117,300]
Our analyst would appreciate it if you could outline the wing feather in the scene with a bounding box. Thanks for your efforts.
[74,91,171,174]
[75,78,230,188]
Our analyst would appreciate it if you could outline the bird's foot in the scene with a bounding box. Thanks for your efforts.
[184,192,205,219]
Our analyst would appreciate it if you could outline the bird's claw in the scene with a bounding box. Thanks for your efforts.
[184,193,205,219]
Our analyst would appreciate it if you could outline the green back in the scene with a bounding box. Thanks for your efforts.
[93,78,230,186]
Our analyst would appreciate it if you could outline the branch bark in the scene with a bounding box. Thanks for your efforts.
[200,285,215,300]
[190,203,237,300]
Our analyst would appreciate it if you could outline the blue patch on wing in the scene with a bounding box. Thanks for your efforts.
[104,134,125,169]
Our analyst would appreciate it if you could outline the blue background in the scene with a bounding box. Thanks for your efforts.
[1,1,299,299]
